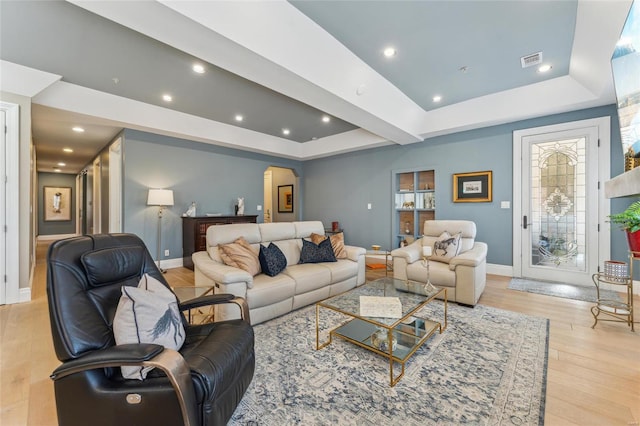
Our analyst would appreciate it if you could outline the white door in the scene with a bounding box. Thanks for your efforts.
[92,158,101,234]
[0,102,19,304]
[0,110,5,305]
[76,174,83,235]
[513,118,610,286]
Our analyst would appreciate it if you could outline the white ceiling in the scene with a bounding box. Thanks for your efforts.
[0,0,633,174]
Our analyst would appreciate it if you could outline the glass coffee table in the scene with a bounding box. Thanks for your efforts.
[172,285,216,324]
[316,277,447,386]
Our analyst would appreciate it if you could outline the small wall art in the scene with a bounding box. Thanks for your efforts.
[453,171,492,203]
[44,186,72,221]
[278,184,294,213]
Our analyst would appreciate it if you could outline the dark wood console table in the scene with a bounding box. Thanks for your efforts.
[182,215,258,270]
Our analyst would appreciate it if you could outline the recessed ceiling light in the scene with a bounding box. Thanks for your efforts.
[383,47,397,58]
[235,114,244,122]
[63,148,74,153]
[537,64,552,73]
[282,128,290,136]
[433,95,442,103]
[72,126,84,133]
[162,94,173,102]
[57,162,66,167]
[322,115,330,123]
[53,169,62,173]
[192,64,205,74]
[311,137,318,140]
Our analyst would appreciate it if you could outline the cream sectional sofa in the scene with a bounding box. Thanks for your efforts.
[192,221,366,325]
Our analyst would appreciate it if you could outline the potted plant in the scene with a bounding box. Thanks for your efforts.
[608,200,640,257]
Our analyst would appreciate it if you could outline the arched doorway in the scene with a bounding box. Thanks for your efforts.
[263,166,298,223]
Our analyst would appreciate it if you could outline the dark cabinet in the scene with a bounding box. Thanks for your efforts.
[182,215,258,270]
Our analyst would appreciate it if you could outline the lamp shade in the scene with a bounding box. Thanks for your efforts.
[147,189,174,206]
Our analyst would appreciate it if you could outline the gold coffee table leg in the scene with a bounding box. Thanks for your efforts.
[316,304,333,350]
[389,358,405,387]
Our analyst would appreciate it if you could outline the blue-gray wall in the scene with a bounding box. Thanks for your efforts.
[38,172,76,236]
[303,105,637,269]
[121,130,303,263]
[119,106,638,275]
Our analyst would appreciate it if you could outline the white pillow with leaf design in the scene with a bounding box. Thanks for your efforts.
[113,274,185,380]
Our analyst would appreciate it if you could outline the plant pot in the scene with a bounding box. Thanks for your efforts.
[627,229,640,258]
[604,260,628,282]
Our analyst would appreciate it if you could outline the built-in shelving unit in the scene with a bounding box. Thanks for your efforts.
[393,168,435,247]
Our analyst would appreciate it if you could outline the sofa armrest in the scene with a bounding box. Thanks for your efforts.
[192,251,254,289]
[344,245,366,262]
[391,239,422,264]
[449,242,488,269]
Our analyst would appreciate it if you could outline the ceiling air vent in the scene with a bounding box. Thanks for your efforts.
[521,52,543,68]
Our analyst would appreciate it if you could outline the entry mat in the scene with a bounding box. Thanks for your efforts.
[508,277,621,303]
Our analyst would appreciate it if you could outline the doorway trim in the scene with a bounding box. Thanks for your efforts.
[1,102,20,304]
[92,157,101,234]
[109,137,122,232]
[512,116,610,281]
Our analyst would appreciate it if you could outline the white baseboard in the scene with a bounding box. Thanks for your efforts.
[157,257,184,270]
[487,263,513,277]
[37,233,79,241]
[18,287,31,303]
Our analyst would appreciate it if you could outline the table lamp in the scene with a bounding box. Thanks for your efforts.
[147,189,174,273]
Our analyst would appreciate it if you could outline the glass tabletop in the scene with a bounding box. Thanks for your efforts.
[172,285,215,302]
[318,277,440,327]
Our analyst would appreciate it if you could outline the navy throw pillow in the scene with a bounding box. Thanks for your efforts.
[299,237,337,264]
[258,243,287,277]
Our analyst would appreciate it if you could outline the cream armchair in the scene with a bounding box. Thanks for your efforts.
[391,220,487,306]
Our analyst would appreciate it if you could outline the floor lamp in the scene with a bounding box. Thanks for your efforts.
[147,189,174,273]
[422,245,438,294]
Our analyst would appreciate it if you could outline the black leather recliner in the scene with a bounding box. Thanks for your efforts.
[46,233,255,426]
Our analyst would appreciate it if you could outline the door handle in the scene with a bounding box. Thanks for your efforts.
[523,215,528,229]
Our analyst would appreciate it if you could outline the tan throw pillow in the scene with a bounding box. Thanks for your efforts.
[310,232,347,259]
[430,231,462,264]
[219,237,261,276]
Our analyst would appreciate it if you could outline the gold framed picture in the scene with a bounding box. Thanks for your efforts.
[44,186,72,221]
[453,171,492,203]
[278,184,294,213]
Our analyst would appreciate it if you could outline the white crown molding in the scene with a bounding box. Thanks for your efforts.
[0,60,61,98]
[33,80,305,159]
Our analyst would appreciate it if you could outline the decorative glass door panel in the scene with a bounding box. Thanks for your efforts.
[530,138,585,271]
[521,125,599,285]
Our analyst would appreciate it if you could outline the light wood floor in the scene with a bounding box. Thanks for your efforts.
[1,241,639,425]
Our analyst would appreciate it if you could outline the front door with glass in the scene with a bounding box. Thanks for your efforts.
[518,124,601,285]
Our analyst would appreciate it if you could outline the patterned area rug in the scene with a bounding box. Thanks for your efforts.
[230,302,548,426]
[508,278,620,303]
